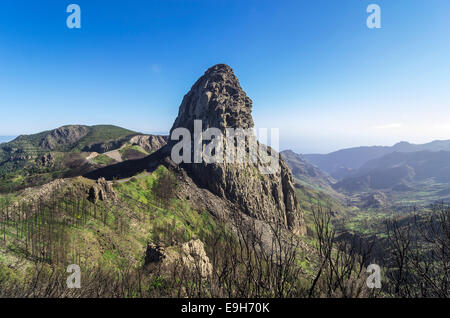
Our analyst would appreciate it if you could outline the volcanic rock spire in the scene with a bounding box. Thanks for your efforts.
[171,64,254,134]
[169,64,305,235]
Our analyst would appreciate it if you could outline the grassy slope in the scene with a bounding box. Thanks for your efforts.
[295,182,351,232]
[119,144,149,157]
[92,154,115,165]
[70,125,137,151]
[0,166,335,297]
[0,166,218,284]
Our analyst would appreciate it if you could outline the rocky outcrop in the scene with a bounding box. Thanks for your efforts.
[129,135,168,154]
[87,177,118,203]
[177,239,212,278]
[145,239,212,278]
[82,134,167,154]
[171,64,254,133]
[83,139,125,153]
[13,179,67,206]
[167,64,305,235]
[40,125,89,150]
[38,153,56,167]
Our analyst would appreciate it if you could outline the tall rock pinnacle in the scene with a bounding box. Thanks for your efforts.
[169,64,305,235]
[171,64,254,133]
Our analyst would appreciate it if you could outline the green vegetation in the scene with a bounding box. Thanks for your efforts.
[119,145,148,157]
[71,125,137,151]
[0,125,139,193]
[295,183,349,233]
[0,166,217,283]
[118,144,149,160]
[92,154,115,165]
[115,166,217,243]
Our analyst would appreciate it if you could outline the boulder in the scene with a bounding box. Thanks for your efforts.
[145,239,212,279]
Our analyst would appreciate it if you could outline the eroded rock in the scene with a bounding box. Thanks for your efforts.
[167,64,305,235]
[88,177,118,203]
[129,135,168,154]
[40,125,89,150]
[144,239,212,279]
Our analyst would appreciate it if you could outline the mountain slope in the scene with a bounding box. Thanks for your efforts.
[86,64,306,236]
[0,125,167,192]
[281,150,336,191]
[336,150,450,191]
[334,150,450,206]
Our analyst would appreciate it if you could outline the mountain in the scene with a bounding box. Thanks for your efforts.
[334,164,416,193]
[5,125,136,152]
[281,150,336,190]
[86,64,306,236]
[334,150,450,206]
[359,151,450,181]
[0,64,313,299]
[0,125,167,192]
[280,149,349,224]
[170,64,305,235]
[304,140,450,179]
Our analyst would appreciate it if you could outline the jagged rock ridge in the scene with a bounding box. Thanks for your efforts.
[129,135,168,154]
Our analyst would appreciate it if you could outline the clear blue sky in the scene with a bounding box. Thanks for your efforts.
[1,0,449,153]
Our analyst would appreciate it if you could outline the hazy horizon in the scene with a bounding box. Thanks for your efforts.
[1,1,449,154]
[2,128,449,155]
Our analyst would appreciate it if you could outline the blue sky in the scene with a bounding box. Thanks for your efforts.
[1,0,449,153]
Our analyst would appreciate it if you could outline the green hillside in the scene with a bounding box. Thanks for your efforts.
[0,125,139,192]
[70,125,138,151]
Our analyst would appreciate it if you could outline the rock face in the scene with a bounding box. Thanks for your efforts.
[171,64,254,133]
[13,179,67,206]
[83,139,125,153]
[82,134,167,154]
[168,64,305,235]
[38,153,56,167]
[88,177,118,203]
[129,135,168,154]
[178,239,212,278]
[40,125,89,150]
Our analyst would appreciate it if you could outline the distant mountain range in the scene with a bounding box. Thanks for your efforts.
[0,136,16,144]
[304,140,450,180]
[334,150,450,193]
[289,140,450,207]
